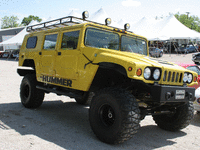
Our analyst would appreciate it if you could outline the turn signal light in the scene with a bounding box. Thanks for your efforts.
[128,67,132,71]
[194,76,197,82]
[136,68,142,76]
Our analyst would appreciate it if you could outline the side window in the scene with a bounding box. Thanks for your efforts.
[43,34,58,50]
[61,31,80,50]
[26,36,37,49]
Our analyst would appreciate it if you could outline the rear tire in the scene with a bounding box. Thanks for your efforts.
[152,102,194,131]
[89,87,140,144]
[20,74,45,108]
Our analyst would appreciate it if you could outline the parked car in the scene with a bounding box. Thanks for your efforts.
[194,87,200,113]
[11,50,19,58]
[178,44,187,53]
[149,47,163,57]
[192,52,200,64]
[1,51,10,58]
[177,63,200,89]
[184,45,198,53]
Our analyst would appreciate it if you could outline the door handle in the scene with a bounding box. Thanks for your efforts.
[39,52,42,55]
[58,52,61,55]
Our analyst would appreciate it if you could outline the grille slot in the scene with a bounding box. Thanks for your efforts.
[163,71,182,83]
[167,71,171,82]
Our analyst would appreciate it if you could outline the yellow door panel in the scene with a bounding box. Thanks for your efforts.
[55,51,79,79]
[40,51,56,76]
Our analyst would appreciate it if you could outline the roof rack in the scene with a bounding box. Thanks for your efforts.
[26,16,88,32]
[26,11,131,33]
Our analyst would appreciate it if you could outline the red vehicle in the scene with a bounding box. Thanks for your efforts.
[177,63,200,89]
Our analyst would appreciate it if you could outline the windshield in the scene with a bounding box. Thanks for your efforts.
[85,28,119,50]
[121,36,147,55]
[85,28,147,55]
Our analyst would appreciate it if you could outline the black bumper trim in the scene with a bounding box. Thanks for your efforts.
[150,85,195,102]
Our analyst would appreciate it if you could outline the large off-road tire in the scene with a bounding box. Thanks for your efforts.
[152,102,194,131]
[20,74,45,108]
[89,87,140,144]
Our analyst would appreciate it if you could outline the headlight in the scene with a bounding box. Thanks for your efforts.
[183,73,188,83]
[153,69,160,80]
[183,73,193,83]
[144,67,151,79]
[187,74,193,83]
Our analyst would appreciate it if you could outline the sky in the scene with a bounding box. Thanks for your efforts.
[0,0,200,28]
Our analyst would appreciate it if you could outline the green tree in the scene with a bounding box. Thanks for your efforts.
[21,15,42,26]
[1,16,19,29]
[175,12,200,32]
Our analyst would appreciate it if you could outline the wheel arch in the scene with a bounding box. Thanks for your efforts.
[22,59,35,69]
[98,62,127,76]
[89,62,129,91]
[18,59,36,76]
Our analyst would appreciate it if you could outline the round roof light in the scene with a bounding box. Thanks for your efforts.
[124,23,130,31]
[105,18,111,26]
[82,11,89,20]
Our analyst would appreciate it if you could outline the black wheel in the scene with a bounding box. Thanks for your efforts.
[20,74,45,108]
[75,92,89,105]
[89,87,140,144]
[195,62,199,65]
[152,102,194,131]
[159,52,163,57]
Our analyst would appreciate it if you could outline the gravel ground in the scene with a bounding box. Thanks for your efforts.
[0,53,200,150]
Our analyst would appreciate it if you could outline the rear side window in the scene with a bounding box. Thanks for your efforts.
[61,31,80,50]
[43,34,58,50]
[26,36,37,48]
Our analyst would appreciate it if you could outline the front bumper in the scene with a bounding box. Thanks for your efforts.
[150,85,195,103]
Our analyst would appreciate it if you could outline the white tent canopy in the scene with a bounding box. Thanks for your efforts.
[90,8,110,24]
[1,8,200,47]
[132,15,200,41]
[90,8,127,29]
[0,21,39,46]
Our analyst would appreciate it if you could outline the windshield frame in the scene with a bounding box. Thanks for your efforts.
[84,26,148,55]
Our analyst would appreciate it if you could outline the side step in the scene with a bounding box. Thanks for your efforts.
[36,85,82,99]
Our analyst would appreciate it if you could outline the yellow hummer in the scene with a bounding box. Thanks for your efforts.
[18,11,197,144]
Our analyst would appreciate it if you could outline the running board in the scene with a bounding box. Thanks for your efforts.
[36,85,82,99]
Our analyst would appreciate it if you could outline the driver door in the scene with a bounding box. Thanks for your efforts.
[55,30,81,80]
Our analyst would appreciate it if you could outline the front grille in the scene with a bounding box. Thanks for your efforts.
[163,71,182,83]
